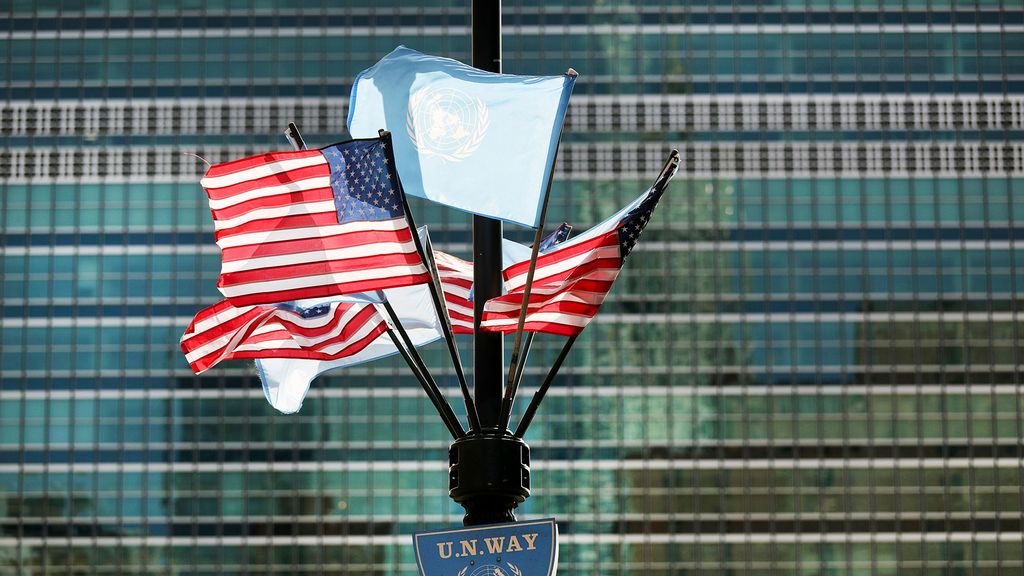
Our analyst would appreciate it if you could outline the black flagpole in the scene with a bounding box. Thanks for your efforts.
[418,226,484,432]
[497,149,556,432]
[503,224,571,414]
[509,332,534,398]
[378,129,483,433]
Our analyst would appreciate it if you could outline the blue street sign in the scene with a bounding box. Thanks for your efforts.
[413,519,558,576]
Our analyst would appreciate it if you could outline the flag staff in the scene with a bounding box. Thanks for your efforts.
[514,335,577,438]
[380,130,483,434]
[379,303,466,440]
[417,225,484,433]
[504,223,570,405]
[509,332,534,400]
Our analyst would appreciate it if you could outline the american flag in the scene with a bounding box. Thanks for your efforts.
[480,175,675,337]
[201,135,431,307]
[180,298,387,374]
[434,224,574,335]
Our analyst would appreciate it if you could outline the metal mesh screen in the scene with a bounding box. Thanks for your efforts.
[1,1,1022,574]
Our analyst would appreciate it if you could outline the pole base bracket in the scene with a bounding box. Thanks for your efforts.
[449,432,530,526]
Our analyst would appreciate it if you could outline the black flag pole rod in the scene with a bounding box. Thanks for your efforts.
[498,69,575,432]
[654,149,682,190]
[378,129,483,433]
[509,332,534,402]
[513,334,577,438]
[503,225,570,418]
[284,122,306,150]
[497,176,552,431]
[383,325,465,440]
[418,227,484,432]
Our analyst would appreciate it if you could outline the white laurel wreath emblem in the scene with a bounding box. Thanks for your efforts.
[406,87,490,163]
[506,561,522,576]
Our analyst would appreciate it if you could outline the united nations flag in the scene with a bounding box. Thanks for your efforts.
[348,46,576,228]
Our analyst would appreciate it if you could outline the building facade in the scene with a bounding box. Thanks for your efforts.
[2,1,1023,574]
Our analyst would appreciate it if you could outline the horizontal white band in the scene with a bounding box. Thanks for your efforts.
[217,218,409,250]
[220,239,420,274]
[214,200,336,232]
[440,282,471,300]
[207,175,331,210]
[445,301,475,319]
[481,311,593,329]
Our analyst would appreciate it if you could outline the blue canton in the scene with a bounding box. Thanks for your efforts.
[299,303,332,319]
[322,140,405,225]
[617,187,665,262]
[273,302,332,318]
[538,223,573,252]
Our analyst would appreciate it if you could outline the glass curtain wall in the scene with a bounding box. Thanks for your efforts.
[1,1,1022,574]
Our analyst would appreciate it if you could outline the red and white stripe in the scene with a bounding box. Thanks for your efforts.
[434,250,475,334]
[201,150,430,307]
[180,299,387,374]
[480,230,623,337]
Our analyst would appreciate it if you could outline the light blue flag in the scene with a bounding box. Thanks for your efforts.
[348,46,576,228]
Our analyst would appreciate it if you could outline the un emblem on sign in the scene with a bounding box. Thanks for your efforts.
[406,87,490,162]
[466,564,519,576]
[414,519,558,576]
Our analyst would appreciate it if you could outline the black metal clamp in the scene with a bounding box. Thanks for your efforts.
[449,432,531,525]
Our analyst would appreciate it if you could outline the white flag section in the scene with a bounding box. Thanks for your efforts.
[256,282,443,413]
[501,237,535,268]
[347,46,576,228]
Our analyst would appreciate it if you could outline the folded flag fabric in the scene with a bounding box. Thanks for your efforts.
[200,134,431,307]
[434,250,475,334]
[256,283,445,413]
[480,158,679,336]
[347,46,576,228]
[180,298,387,375]
[435,223,575,335]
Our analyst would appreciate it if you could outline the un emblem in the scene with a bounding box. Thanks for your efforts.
[406,87,490,162]
[414,519,558,576]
